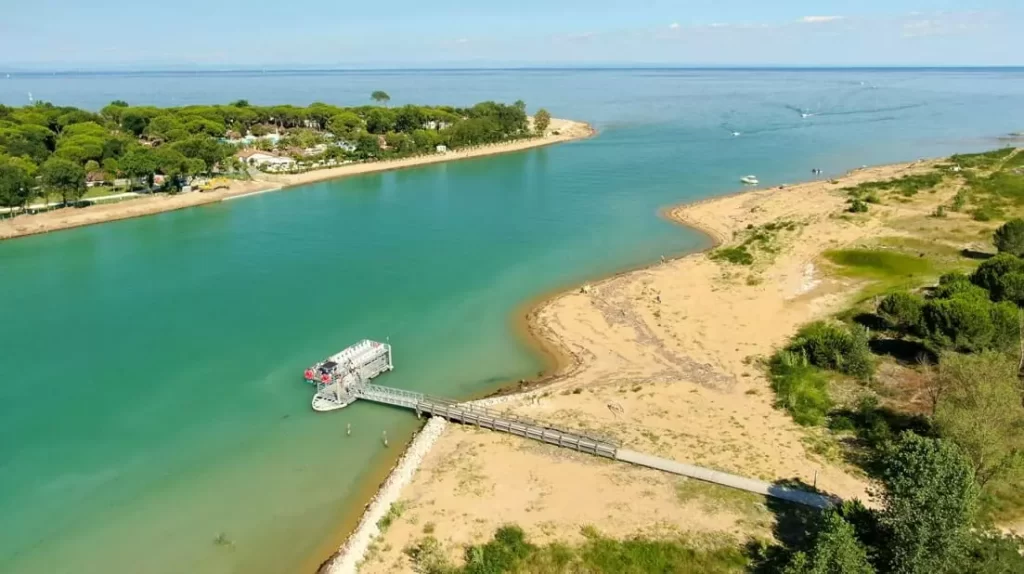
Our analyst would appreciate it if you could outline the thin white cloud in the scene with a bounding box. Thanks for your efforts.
[454,38,469,44]
[669,22,680,29]
[800,16,844,24]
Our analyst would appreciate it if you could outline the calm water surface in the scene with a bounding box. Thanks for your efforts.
[1,69,1022,573]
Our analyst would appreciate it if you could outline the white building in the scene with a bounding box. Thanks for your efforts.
[237,150,296,171]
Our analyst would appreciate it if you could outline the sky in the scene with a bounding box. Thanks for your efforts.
[0,0,1020,69]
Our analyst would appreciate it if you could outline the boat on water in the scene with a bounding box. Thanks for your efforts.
[304,339,393,412]
[740,175,759,185]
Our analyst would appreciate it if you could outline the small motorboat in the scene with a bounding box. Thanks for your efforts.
[740,175,759,185]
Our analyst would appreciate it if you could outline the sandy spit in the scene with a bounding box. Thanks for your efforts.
[0,118,593,242]
[355,157,966,573]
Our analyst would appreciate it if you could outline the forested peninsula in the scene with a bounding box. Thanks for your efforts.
[0,94,555,212]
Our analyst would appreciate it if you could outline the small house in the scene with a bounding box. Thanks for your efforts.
[435,145,448,154]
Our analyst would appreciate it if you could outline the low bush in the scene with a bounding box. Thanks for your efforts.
[971,253,1024,303]
[769,350,833,426]
[922,297,1018,353]
[711,246,754,265]
[878,291,925,336]
[848,199,869,213]
[787,321,875,380]
[993,218,1024,257]
[934,272,989,301]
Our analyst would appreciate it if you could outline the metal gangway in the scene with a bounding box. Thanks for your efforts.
[352,384,619,459]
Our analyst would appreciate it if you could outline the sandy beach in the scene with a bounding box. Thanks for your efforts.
[0,118,593,242]
[345,157,979,572]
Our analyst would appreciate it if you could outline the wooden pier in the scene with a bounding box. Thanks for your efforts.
[352,383,833,509]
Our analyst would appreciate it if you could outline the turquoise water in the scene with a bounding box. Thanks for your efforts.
[1,69,1023,573]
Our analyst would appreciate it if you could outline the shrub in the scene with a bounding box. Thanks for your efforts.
[782,510,874,574]
[998,272,1024,306]
[971,253,1024,302]
[994,219,1024,256]
[787,321,875,380]
[769,350,833,426]
[933,272,989,302]
[710,246,753,265]
[988,301,1019,351]
[931,205,947,218]
[878,291,925,336]
[950,190,967,212]
[848,199,869,213]
[923,297,995,352]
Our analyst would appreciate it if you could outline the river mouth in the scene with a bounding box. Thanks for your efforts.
[2,68,1022,574]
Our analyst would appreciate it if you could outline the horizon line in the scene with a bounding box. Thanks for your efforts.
[3,64,1024,75]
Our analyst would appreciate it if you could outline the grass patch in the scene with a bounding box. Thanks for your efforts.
[711,219,805,266]
[824,248,933,279]
[844,171,945,198]
[950,148,1016,170]
[768,350,833,426]
[711,246,753,265]
[410,525,750,574]
[376,501,406,533]
[980,477,1024,525]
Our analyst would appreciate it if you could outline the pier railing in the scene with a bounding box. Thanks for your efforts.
[353,384,619,458]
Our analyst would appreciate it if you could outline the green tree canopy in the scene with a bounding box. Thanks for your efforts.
[878,433,978,574]
[39,156,86,205]
[783,510,875,574]
[994,219,1024,257]
[934,351,1024,489]
[534,108,552,134]
[0,156,35,209]
[371,90,391,106]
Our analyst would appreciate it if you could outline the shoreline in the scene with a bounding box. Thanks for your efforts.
[0,118,595,242]
[338,153,963,572]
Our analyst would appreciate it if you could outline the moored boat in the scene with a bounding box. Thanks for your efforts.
[304,340,393,412]
[740,175,759,185]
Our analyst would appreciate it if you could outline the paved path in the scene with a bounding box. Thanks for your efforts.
[0,192,140,214]
[617,449,834,508]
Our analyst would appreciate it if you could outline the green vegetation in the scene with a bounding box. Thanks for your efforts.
[768,350,833,426]
[533,109,552,134]
[405,525,749,574]
[711,219,804,266]
[948,148,1024,224]
[877,433,979,573]
[767,321,872,425]
[781,509,873,574]
[848,198,869,213]
[786,322,874,380]
[711,246,755,265]
[933,352,1024,490]
[993,218,1024,257]
[824,249,933,280]
[377,501,406,533]
[844,171,945,199]
[0,95,540,212]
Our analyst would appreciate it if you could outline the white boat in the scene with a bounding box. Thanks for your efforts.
[740,175,759,185]
[304,340,393,412]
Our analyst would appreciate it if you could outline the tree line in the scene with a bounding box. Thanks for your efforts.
[764,217,1024,573]
[0,92,551,211]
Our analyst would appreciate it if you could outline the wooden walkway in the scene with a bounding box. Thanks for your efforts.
[353,384,834,509]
